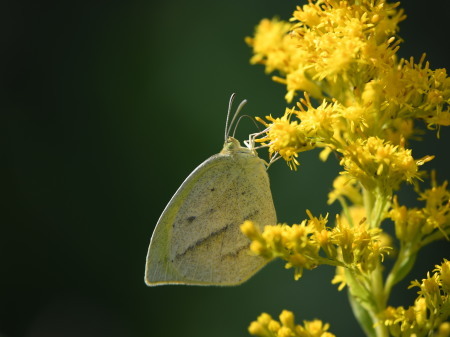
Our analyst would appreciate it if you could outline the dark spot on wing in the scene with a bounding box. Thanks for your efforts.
[175,223,232,259]
[210,187,215,192]
[244,209,260,220]
[220,244,249,260]
[187,216,196,223]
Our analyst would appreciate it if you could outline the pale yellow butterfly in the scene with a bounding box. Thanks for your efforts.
[145,94,277,286]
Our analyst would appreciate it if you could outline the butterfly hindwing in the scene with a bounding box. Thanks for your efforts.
[145,139,276,286]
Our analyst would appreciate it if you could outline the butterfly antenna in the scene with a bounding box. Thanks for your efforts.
[225,93,248,141]
[232,115,259,139]
[228,99,247,139]
[225,93,237,142]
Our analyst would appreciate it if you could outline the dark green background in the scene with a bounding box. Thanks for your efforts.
[3,1,450,336]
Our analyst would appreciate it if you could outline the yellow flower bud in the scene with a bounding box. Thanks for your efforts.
[279,310,295,329]
[248,322,267,337]
[437,322,450,337]
[437,259,450,293]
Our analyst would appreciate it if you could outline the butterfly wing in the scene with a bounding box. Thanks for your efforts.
[145,148,276,286]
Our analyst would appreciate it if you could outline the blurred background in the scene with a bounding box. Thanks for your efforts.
[3,1,450,336]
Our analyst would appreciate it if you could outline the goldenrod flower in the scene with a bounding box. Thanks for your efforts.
[384,259,450,337]
[381,56,450,132]
[339,137,432,193]
[248,311,336,337]
[295,94,340,141]
[437,322,450,337]
[328,175,363,206]
[245,18,296,75]
[256,109,315,170]
[332,213,390,273]
[419,180,450,238]
[409,272,443,313]
[331,265,350,292]
[383,299,431,337]
[389,196,425,243]
[247,0,405,103]
[241,216,323,280]
[434,259,450,294]
[240,220,273,260]
[389,179,450,245]
[244,1,450,336]
[241,210,389,281]
[383,118,416,146]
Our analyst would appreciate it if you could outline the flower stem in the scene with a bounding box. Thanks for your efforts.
[353,187,391,337]
[371,265,389,337]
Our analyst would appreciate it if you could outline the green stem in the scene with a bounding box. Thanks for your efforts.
[347,290,376,337]
[385,227,449,297]
[347,266,389,337]
[362,186,391,229]
[420,228,450,247]
[369,311,388,337]
[355,187,391,337]
[371,193,390,229]
[338,195,354,227]
[363,188,375,227]
[317,256,347,268]
[345,268,389,337]
[384,243,417,299]
[370,265,389,337]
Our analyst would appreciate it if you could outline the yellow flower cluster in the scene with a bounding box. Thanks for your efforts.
[327,175,363,206]
[247,0,449,172]
[241,217,323,280]
[382,260,450,337]
[256,95,343,169]
[339,137,433,193]
[382,57,450,132]
[333,210,389,273]
[256,110,315,170]
[241,208,389,281]
[248,310,335,337]
[419,180,450,240]
[246,0,405,103]
[389,179,450,247]
[244,1,450,336]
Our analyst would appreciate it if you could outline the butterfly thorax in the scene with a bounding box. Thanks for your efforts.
[220,137,254,156]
